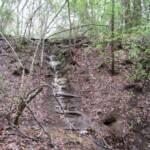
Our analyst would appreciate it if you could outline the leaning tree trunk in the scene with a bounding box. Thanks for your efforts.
[14,87,43,126]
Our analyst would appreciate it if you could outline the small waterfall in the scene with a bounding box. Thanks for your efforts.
[47,54,93,130]
[48,55,61,74]
[48,55,79,111]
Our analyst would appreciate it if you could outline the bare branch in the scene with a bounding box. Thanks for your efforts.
[0,32,23,68]
[46,24,108,39]
[46,0,68,31]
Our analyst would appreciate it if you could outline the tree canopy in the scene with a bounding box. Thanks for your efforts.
[0,0,149,38]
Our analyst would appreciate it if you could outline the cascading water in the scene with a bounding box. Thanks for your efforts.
[47,54,93,130]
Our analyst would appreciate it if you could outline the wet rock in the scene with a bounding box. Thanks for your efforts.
[55,92,81,98]
[47,55,62,71]
[65,111,82,117]
[49,60,62,71]
[55,110,82,117]
[54,77,67,86]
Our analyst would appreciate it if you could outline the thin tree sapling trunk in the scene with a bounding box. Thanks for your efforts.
[111,0,115,74]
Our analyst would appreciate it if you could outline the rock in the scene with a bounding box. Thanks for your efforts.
[55,92,81,98]
[49,60,62,71]
[54,77,67,86]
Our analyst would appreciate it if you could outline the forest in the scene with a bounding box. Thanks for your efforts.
[0,0,150,150]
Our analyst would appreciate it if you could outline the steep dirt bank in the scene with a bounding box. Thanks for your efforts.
[0,36,149,150]
[69,45,150,150]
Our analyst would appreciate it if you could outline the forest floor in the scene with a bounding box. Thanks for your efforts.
[0,36,149,150]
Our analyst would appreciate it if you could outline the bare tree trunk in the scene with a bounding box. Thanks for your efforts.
[132,0,142,26]
[67,0,73,61]
[123,0,132,29]
[111,0,115,74]
[16,0,20,36]
[14,87,43,125]
[67,0,72,38]
[148,2,150,21]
